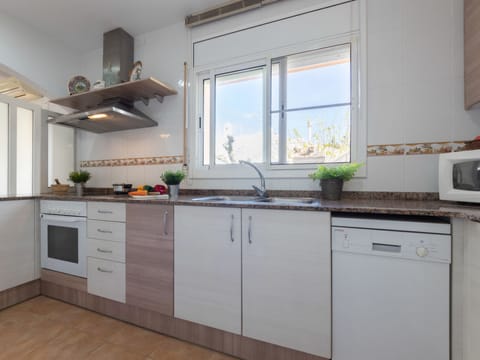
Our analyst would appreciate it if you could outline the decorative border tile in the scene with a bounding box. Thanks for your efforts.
[367,144,405,156]
[367,141,469,157]
[80,155,184,168]
[80,141,471,167]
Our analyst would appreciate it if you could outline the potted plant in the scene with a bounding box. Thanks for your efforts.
[161,170,186,199]
[69,170,91,196]
[309,163,362,200]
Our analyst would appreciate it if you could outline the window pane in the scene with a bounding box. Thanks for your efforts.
[48,124,75,185]
[215,68,264,164]
[0,102,7,196]
[271,62,280,112]
[271,105,350,164]
[203,79,211,166]
[16,107,33,195]
[283,44,350,110]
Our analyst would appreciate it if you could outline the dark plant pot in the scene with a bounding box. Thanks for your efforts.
[320,178,344,200]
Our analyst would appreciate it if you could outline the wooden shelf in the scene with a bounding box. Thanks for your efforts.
[50,77,177,111]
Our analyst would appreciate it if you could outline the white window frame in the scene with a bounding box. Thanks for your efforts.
[190,33,366,180]
[0,93,42,196]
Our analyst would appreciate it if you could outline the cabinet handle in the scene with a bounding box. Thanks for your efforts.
[230,214,234,242]
[97,210,113,214]
[97,229,113,234]
[97,267,113,273]
[97,248,113,254]
[163,210,169,236]
[248,216,252,244]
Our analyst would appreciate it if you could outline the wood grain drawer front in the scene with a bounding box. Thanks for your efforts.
[88,202,126,222]
[88,238,125,263]
[87,220,126,242]
[87,257,125,303]
[126,203,174,316]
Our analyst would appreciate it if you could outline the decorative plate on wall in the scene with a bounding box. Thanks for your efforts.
[68,76,91,95]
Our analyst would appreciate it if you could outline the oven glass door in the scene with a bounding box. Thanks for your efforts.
[41,214,87,278]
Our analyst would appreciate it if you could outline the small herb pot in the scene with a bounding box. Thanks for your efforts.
[320,178,344,200]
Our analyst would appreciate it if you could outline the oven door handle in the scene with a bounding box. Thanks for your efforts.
[41,214,87,222]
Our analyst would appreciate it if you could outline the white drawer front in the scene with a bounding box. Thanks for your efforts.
[87,220,126,242]
[88,238,125,263]
[88,202,126,222]
[87,257,125,303]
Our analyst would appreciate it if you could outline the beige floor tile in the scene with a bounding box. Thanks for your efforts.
[86,343,145,360]
[150,337,235,360]
[74,310,131,339]
[22,328,104,360]
[0,297,237,360]
[107,323,169,356]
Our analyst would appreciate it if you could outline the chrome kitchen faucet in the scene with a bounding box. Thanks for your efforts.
[239,160,268,199]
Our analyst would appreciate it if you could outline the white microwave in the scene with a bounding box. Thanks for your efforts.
[439,149,480,203]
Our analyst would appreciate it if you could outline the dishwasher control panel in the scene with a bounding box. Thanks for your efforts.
[332,217,451,264]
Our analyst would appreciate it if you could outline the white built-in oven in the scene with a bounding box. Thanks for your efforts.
[40,200,87,278]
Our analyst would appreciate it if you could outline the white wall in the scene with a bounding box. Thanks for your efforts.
[0,12,80,98]
[76,0,480,192]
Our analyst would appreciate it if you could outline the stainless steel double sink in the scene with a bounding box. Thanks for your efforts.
[191,195,319,206]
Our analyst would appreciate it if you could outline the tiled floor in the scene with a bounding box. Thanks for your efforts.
[0,296,236,360]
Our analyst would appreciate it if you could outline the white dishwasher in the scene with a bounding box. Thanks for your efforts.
[332,215,451,360]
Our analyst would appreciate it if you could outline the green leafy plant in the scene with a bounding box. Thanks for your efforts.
[161,170,186,185]
[309,163,362,181]
[68,170,91,184]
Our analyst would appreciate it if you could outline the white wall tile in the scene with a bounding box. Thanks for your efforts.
[126,166,145,187]
[85,167,112,188]
[111,166,128,184]
[404,154,439,192]
[359,156,405,192]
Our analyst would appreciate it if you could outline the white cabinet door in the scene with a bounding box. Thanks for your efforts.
[0,200,36,292]
[463,220,480,360]
[242,209,331,358]
[174,205,242,334]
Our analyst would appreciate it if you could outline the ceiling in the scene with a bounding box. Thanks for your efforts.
[0,0,227,53]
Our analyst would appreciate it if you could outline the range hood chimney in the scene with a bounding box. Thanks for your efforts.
[50,28,160,133]
[103,28,134,87]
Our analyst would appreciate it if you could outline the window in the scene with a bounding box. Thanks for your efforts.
[270,44,351,165]
[203,67,265,166]
[0,94,41,196]
[197,42,357,175]
[191,1,365,178]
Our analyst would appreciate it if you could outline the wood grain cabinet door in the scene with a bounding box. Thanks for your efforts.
[242,208,331,358]
[126,203,174,316]
[465,0,480,109]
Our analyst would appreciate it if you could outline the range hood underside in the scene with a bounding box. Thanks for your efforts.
[51,106,157,133]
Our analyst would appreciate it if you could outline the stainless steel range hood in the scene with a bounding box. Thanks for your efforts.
[50,103,156,133]
[49,28,170,133]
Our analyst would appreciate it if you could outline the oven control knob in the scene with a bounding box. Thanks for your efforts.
[416,247,429,257]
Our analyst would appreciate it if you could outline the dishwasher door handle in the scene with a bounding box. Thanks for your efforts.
[372,242,401,253]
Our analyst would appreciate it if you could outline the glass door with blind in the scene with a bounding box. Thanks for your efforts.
[0,93,41,196]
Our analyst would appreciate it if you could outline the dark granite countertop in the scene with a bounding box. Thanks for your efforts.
[0,195,38,201]
[36,193,480,222]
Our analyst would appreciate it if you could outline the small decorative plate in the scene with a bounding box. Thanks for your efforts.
[68,76,90,95]
[129,61,143,81]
